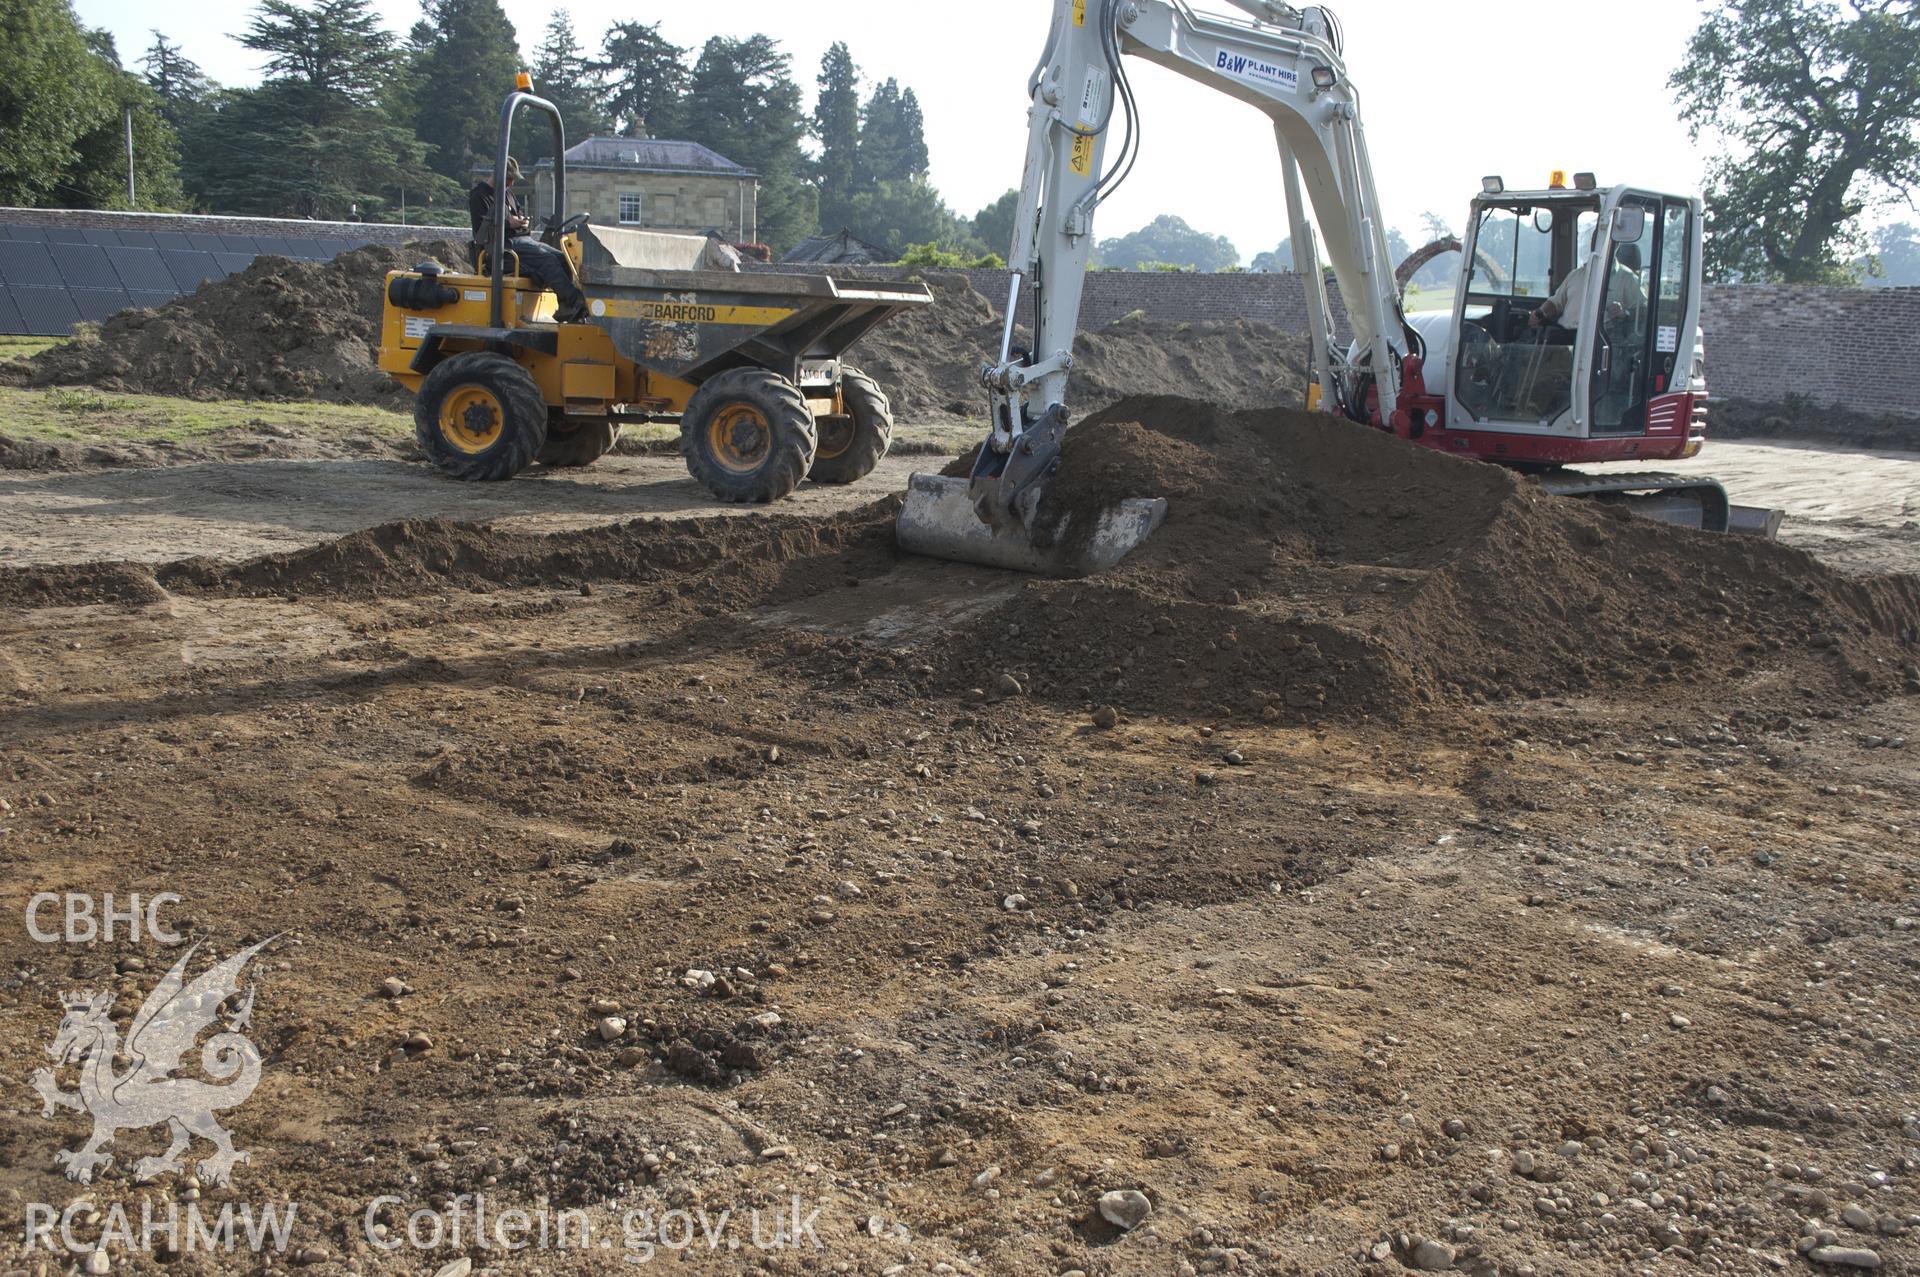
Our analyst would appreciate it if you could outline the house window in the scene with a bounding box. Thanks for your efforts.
[704,196,726,228]
[654,194,678,225]
[618,192,643,225]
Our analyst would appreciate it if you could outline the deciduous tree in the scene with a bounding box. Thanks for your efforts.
[1671,0,1920,282]
[1861,221,1920,285]
[843,178,981,259]
[1097,214,1239,272]
[0,0,124,205]
[58,41,185,211]
[970,189,1020,256]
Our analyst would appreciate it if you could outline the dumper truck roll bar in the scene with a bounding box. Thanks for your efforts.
[486,77,567,330]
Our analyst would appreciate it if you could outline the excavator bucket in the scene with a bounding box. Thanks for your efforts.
[896,473,1168,577]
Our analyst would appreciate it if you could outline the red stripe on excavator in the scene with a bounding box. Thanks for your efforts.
[1384,386,1706,464]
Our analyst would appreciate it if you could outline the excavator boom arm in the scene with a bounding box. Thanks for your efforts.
[899,0,1410,576]
[974,1,1404,521]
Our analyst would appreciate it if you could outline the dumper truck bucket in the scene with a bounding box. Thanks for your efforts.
[896,473,1168,577]
[572,231,933,385]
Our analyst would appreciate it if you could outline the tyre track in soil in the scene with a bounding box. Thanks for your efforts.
[0,398,1915,1275]
[0,578,1913,1274]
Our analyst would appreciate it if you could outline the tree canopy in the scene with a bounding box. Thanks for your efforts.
[1671,0,1920,282]
[194,0,450,219]
[6,4,1298,269]
[523,13,610,163]
[1861,221,1920,286]
[843,178,980,259]
[599,21,688,140]
[678,35,816,253]
[1098,215,1240,272]
[404,0,524,183]
[0,0,179,209]
[859,79,930,185]
[140,32,215,129]
[970,190,1020,258]
[813,42,862,232]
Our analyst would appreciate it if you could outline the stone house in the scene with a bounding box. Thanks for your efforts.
[530,138,759,243]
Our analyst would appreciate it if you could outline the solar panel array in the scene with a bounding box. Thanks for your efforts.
[0,222,381,336]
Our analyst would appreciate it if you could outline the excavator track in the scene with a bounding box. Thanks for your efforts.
[1539,471,1783,538]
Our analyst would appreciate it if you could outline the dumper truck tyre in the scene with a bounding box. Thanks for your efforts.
[808,365,892,485]
[415,352,549,482]
[538,416,622,468]
[680,368,818,504]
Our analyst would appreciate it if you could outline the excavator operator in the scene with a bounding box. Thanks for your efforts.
[468,157,590,323]
[1530,239,1646,331]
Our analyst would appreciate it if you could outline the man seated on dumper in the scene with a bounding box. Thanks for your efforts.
[467,157,590,323]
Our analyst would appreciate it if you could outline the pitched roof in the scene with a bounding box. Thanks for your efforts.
[781,228,892,265]
[532,137,756,178]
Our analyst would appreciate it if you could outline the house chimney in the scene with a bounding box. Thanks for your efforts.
[623,117,652,141]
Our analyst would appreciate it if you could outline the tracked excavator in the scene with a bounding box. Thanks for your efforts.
[897,0,1780,576]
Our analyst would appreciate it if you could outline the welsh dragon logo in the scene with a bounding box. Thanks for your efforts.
[31,939,273,1186]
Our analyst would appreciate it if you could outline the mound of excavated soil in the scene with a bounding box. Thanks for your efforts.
[167,501,902,605]
[936,397,1920,719]
[22,240,467,404]
[850,272,1309,420]
[4,396,1914,723]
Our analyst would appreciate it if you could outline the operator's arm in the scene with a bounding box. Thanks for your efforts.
[1617,262,1647,320]
[1533,262,1584,327]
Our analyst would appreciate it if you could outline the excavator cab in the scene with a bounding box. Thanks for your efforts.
[1417,181,1704,455]
[1452,194,1603,424]
[1398,181,1776,533]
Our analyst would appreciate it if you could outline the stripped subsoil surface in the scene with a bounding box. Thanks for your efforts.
[2,397,1917,1276]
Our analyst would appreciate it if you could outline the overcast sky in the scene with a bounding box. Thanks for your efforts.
[78,0,1719,262]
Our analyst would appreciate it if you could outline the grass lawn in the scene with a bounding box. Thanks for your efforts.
[0,335,66,364]
[0,384,412,446]
[1403,284,1459,315]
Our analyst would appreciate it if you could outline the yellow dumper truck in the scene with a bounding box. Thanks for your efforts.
[377,80,930,503]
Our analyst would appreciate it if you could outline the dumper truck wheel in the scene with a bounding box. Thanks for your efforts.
[808,365,892,485]
[415,352,549,481]
[538,416,622,468]
[680,368,817,504]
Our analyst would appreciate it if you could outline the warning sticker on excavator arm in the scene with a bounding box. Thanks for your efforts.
[1080,68,1107,124]
[1073,0,1086,25]
[1070,134,1095,178]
